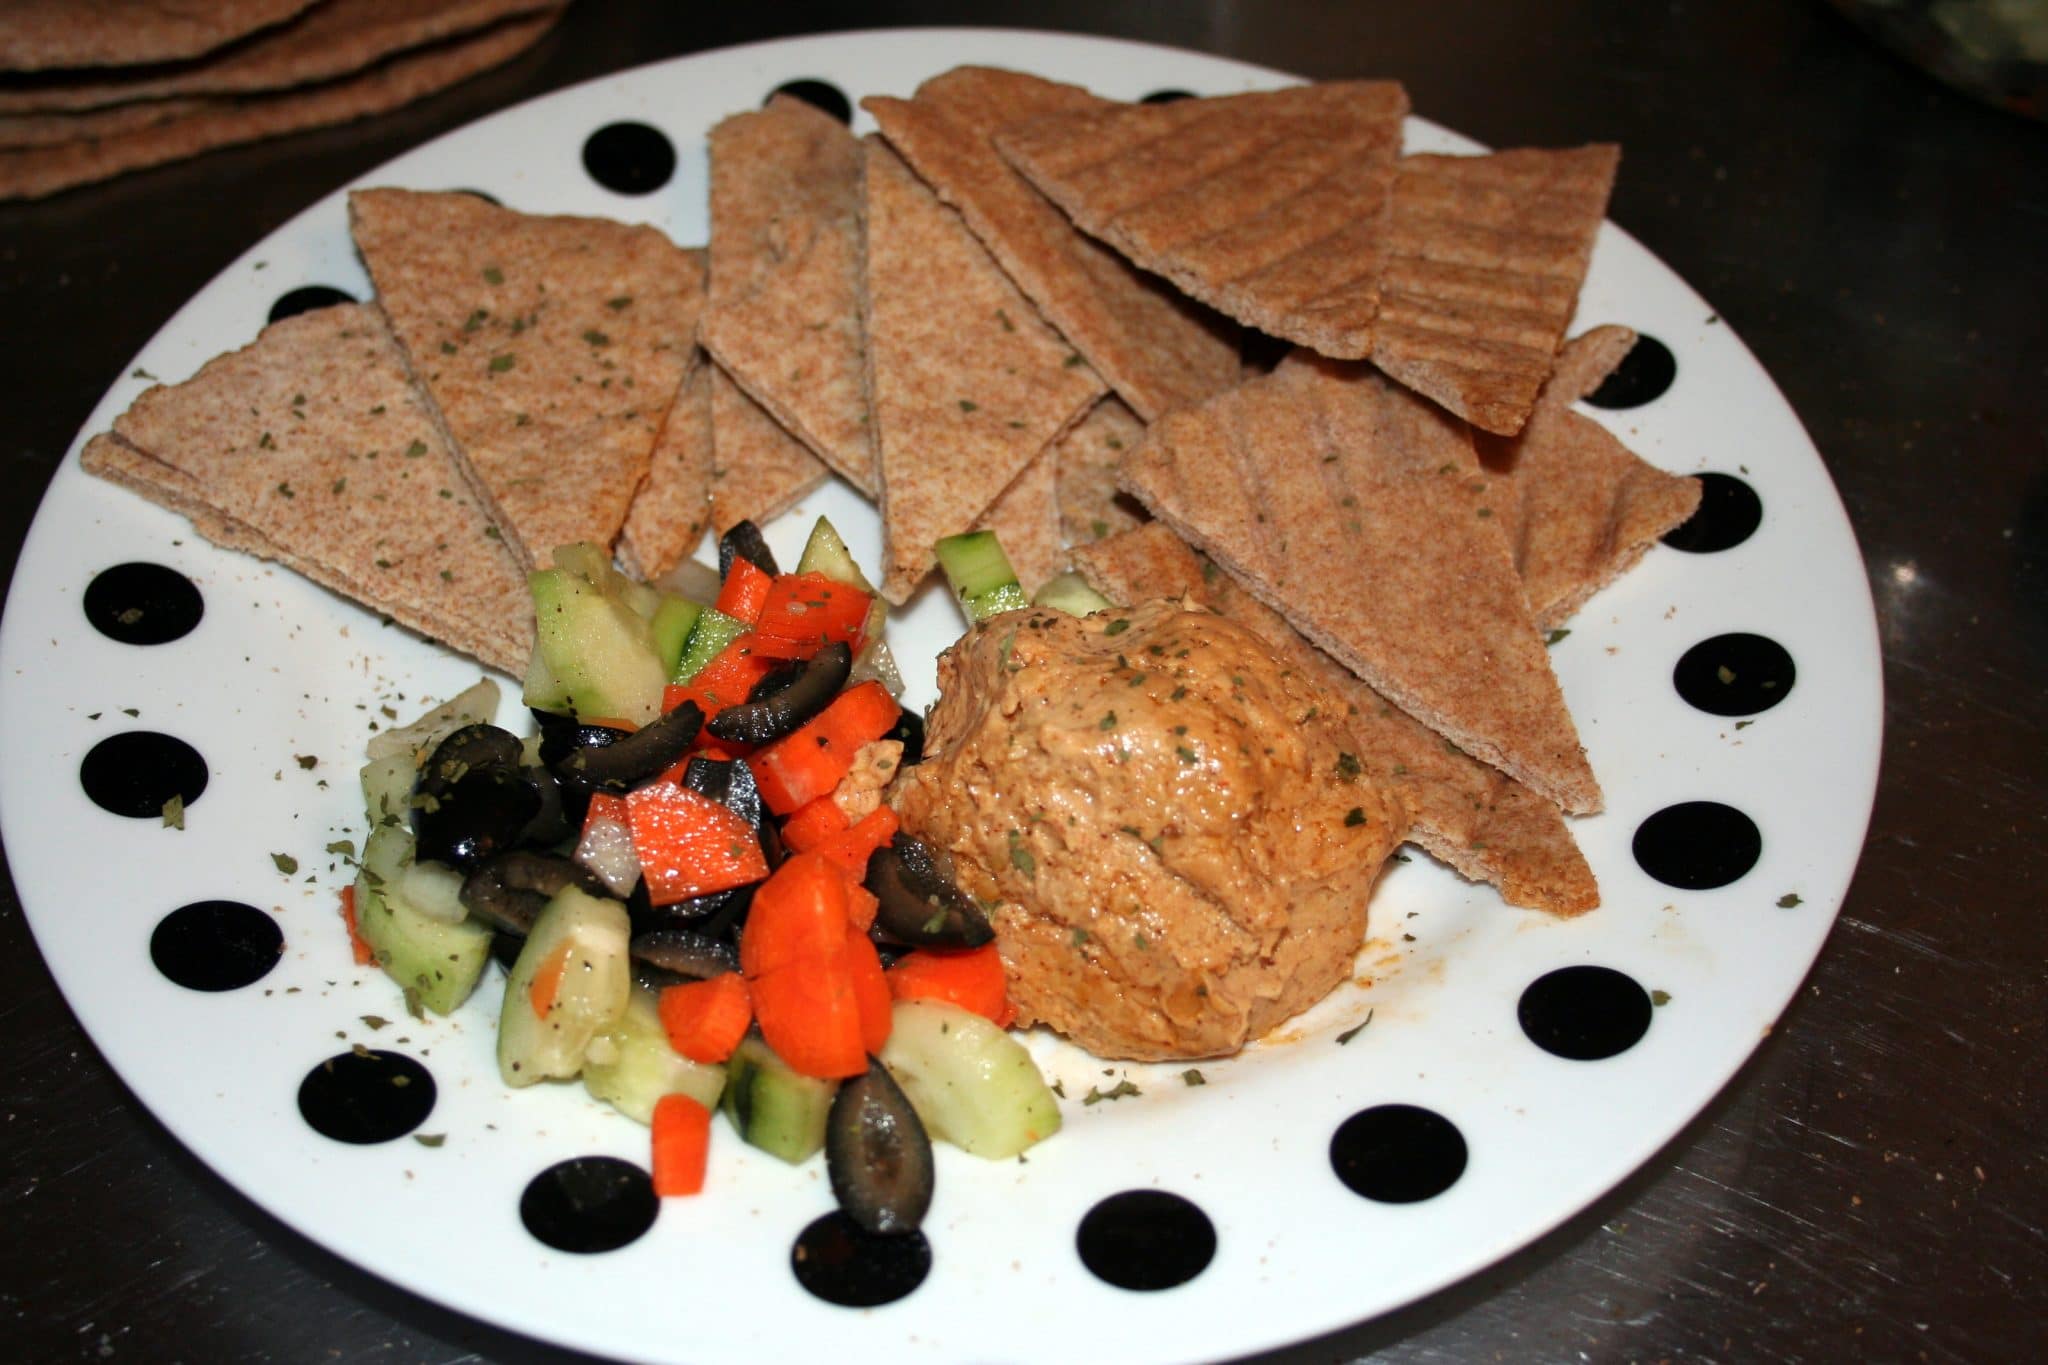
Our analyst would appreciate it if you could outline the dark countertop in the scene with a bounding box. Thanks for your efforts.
[2,3,2041,1361]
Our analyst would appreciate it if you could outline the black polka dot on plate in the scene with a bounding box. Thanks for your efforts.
[1633,801,1762,890]
[1140,89,1195,104]
[1664,471,1763,553]
[520,1156,658,1254]
[83,562,202,645]
[1330,1104,1467,1203]
[1076,1190,1216,1291]
[150,900,281,991]
[1518,965,1653,1060]
[1584,333,1675,408]
[267,285,356,325]
[80,731,207,818]
[1673,633,1795,716]
[582,122,675,195]
[791,1211,930,1306]
[297,1048,435,1144]
[767,78,851,124]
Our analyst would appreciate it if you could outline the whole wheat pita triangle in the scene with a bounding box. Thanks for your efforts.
[996,81,1408,360]
[698,95,874,494]
[1072,524,1596,914]
[861,136,1103,603]
[349,186,701,570]
[1055,395,1149,548]
[1371,145,1619,436]
[1478,325,1702,628]
[863,67,1239,423]
[1118,352,1602,814]
[976,441,1064,597]
[707,363,829,537]
[618,351,713,582]
[78,302,530,673]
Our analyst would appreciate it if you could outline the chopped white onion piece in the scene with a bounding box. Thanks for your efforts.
[397,858,470,924]
[576,815,642,897]
[850,637,905,698]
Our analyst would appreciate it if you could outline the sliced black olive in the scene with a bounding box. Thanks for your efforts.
[706,641,852,745]
[866,836,994,948]
[884,707,925,766]
[827,1057,934,1235]
[630,928,740,981]
[518,764,571,847]
[532,708,629,766]
[681,755,763,831]
[718,518,778,579]
[413,724,539,870]
[626,878,742,935]
[552,701,704,795]
[489,931,524,971]
[460,851,608,936]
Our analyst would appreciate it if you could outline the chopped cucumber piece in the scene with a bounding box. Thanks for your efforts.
[360,820,412,888]
[366,679,499,761]
[649,594,705,680]
[550,542,662,618]
[527,566,667,724]
[360,754,415,830]
[498,886,632,1087]
[796,516,877,593]
[721,1033,837,1164]
[672,607,749,683]
[934,530,1029,622]
[353,872,492,1016]
[879,1000,1062,1158]
[521,637,570,712]
[582,988,726,1124]
[1031,571,1114,618]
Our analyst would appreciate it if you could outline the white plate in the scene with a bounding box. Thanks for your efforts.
[0,29,1881,1365]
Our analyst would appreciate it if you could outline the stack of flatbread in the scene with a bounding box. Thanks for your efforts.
[82,64,1707,921]
[0,0,567,201]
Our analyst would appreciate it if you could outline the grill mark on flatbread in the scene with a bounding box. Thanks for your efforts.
[996,82,1408,360]
[1073,523,1596,914]
[1369,145,1619,436]
[0,10,562,200]
[860,136,1102,603]
[618,348,712,582]
[1476,326,1702,627]
[698,95,874,494]
[1118,353,1601,814]
[0,0,555,114]
[78,302,530,672]
[862,67,1239,423]
[349,180,697,570]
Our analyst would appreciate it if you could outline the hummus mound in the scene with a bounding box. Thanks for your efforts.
[892,599,1406,1061]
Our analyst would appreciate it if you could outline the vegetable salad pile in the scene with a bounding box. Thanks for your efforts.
[343,516,1060,1235]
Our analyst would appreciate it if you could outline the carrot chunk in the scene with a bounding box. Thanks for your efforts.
[753,573,872,652]
[749,956,867,1079]
[714,557,773,623]
[338,885,373,966]
[779,794,851,852]
[844,882,879,935]
[843,927,893,1054]
[529,942,573,1020]
[886,944,1015,1027]
[626,783,768,905]
[747,681,901,814]
[651,1093,712,1197]
[658,973,753,1064]
[811,806,899,880]
[739,853,851,979]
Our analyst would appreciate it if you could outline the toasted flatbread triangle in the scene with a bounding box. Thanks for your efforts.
[349,186,699,569]
[698,95,874,494]
[861,137,1103,603]
[78,303,530,673]
[1055,395,1149,547]
[618,352,713,582]
[1073,524,1596,914]
[1118,354,1601,813]
[863,67,1239,422]
[706,363,828,536]
[997,81,1408,360]
[1370,145,1619,436]
[1,0,316,71]
[1478,326,1702,627]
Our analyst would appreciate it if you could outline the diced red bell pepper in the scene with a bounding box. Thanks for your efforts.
[747,681,901,815]
[626,782,769,905]
[753,573,872,653]
[715,557,773,624]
